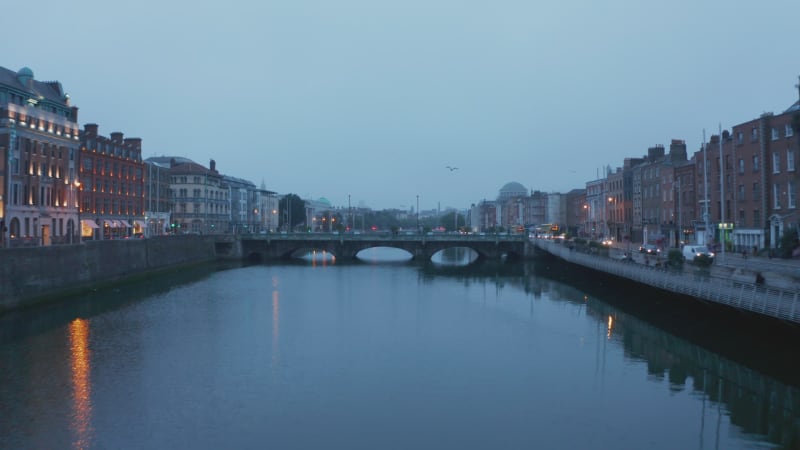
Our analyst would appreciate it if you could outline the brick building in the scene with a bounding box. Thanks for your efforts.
[79,124,145,239]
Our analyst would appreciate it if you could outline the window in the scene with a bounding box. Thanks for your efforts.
[738,158,744,174]
[753,155,759,172]
[751,127,758,141]
[738,184,745,201]
[738,209,746,226]
[773,183,781,209]
[787,124,794,138]
[753,182,760,198]
[771,127,779,140]
[788,149,796,172]
[789,181,796,209]
[736,131,743,144]
[773,152,781,173]
[754,210,760,228]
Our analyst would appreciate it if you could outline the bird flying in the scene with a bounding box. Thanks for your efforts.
[446,166,459,171]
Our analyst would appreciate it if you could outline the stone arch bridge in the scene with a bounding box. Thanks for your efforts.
[216,233,532,262]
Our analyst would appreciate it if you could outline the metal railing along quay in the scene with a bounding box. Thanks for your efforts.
[534,239,800,325]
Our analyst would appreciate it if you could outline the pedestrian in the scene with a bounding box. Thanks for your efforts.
[741,248,747,260]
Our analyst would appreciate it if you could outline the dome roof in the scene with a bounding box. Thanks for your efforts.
[500,182,526,193]
[318,197,332,206]
[16,67,34,85]
[498,181,527,200]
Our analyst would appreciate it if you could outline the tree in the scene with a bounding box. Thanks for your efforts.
[279,194,306,231]
[439,211,466,232]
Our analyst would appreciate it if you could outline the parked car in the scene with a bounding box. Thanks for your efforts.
[682,245,715,263]
[639,244,660,255]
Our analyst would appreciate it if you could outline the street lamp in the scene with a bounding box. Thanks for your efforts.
[606,196,614,240]
[583,204,588,237]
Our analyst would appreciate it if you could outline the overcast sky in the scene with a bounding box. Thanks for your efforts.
[4,0,800,210]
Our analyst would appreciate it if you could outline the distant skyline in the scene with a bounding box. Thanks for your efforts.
[3,0,799,210]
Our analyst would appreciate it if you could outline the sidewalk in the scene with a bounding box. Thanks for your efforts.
[608,242,800,290]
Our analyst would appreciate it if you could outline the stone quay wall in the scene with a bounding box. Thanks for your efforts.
[0,235,217,313]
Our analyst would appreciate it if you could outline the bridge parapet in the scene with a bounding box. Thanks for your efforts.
[234,233,531,262]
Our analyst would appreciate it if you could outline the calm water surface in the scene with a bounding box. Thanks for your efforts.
[1,250,798,449]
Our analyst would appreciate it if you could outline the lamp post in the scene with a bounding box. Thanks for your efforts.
[606,196,615,241]
[416,195,420,233]
[583,204,588,237]
[74,180,82,244]
[253,208,259,234]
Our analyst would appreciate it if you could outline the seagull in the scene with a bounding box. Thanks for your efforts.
[446,166,459,171]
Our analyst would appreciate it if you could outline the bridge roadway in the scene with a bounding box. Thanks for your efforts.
[225,232,532,261]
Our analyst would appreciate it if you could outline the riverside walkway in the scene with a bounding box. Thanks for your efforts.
[533,239,800,325]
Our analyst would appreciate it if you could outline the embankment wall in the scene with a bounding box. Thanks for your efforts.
[0,236,217,313]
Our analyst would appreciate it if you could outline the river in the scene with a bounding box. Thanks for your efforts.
[1,248,798,449]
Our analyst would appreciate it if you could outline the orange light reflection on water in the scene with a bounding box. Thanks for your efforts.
[69,318,93,450]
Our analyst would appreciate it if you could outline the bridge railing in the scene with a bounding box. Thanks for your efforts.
[239,232,527,242]
[534,239,800,324]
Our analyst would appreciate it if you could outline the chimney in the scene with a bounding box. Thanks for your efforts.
[669,139,687,162]
[124,137,142,153]
[210,159,216,172]
[83,123,99,136]
[647,145,665,162]
[110,132,124,143]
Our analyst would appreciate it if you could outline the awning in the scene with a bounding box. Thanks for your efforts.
[120,220,132,228]
[81,219,99,229]
[134,220,146,228]
[104,219,118,228]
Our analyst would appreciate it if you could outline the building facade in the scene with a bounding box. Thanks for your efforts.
[0,66,81,247]
[148,157,229,234]
[144,159,172,237]
[79,124,145,239]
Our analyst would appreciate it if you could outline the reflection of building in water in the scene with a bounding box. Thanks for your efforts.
[69,318,93,450]
[584,300,800,449]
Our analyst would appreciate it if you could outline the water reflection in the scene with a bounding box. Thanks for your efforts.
[356,247,413,263]
[68,318,93,450]
[420,259,800,448]
[430,247,478,266]
[531,263,800,449]
[271,276,280,372]
[305,250,335,267]
[2,258,799,449]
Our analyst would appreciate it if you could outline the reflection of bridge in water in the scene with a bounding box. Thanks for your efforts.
[218,233,532,262]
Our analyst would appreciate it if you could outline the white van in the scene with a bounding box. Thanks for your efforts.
[682,245,715,262]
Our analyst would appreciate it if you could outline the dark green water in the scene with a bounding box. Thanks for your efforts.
[1,251,798,449]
